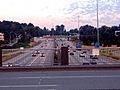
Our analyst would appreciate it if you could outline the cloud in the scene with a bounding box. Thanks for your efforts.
[63,0,120,27]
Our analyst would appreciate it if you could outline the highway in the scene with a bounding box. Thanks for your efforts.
[0,70,120,90]
[56,39,120,66]
[3,39,55,67]
[2,37,120,67]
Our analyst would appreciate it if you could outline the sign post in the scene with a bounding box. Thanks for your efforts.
[0,33,4,67]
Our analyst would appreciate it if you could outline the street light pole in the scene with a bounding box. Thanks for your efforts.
[78,15,81,42]
[96,0,99,44]
[78,15,80,31]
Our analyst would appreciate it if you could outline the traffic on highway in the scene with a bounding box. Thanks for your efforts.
[2,37,120,67]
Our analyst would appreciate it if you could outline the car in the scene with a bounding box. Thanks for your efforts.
[80,53,86,57]
[67,45,70,47]
[70,52,74,55]
[7,63,14,67]
[35,50,40,54]
[2,64,9,67]
[32,53,36,57]
[90,55,98,59]
[41,53,45,57]
[90,55,93,58]
[73,50,76,52]
[82,62,89,65]
[83,51,87,53]
[90,60,97,64]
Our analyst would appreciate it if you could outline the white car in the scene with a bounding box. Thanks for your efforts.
[80,53,86,57]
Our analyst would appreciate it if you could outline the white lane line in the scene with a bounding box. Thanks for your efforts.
[0,85,57,88]
[28,54,41,66]
[17,75,120,79]
[0,75,120,80]
[38,79,42,85]
[42,89,55,90]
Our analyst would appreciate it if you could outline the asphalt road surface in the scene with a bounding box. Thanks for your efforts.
[2,38,120,67]
[0,70,120,90]
[59,40,120,65]
[3,39,55,67]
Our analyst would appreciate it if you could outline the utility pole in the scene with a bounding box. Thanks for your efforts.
[78,15,81,42]
[96,0,99,44]
[78,15,80,31]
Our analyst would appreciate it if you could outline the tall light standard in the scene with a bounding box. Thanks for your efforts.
[78,15,80,31]
[96,0,99,45]
[78,15,81,42]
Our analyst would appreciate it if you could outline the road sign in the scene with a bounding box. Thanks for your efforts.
[95,42,99,48]
[76,43,82,48]
[115,31,120,36]
[92,49,99,55]
[0,33,4,41]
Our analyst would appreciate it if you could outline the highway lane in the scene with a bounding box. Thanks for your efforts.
[29,41,54,66]
[0,70,120,90]
[58,40,120,65]
[2,38,120,67]
[3,39,55,67]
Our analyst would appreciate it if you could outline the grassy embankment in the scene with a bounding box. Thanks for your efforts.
[2,41,42,62]
[100,48,120,60]
[2,52,23,62]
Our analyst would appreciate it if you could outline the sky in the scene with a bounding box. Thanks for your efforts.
[0,0,120,30]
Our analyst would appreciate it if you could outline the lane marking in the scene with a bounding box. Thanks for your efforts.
[38,79,42,85]
[0,85,57,88]
[19,75,120,79]
[0,75,120,80]
[42,89,55,90]
[28,52,41,66]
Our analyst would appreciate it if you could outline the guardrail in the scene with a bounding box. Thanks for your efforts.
[1,64,120,72]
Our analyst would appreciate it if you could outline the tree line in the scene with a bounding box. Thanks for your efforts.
[0,20,120,48]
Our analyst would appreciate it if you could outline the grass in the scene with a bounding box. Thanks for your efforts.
[100,49,120,60]
[2,52,23,62]
[2,49,19,54]
[29,41,42,48]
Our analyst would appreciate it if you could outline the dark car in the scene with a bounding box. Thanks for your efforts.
[32,53,36,57]
[80,53,86,57]
[90,60,97,64]
[41,53,45,57]
[7,63,14,67]
[90,55,98,59]
[82,62,89,65]
[70,52,74,55]
[83,50,87,53]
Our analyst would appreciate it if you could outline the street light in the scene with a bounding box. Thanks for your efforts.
[96,0,99,45]
[78,15,81,43]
